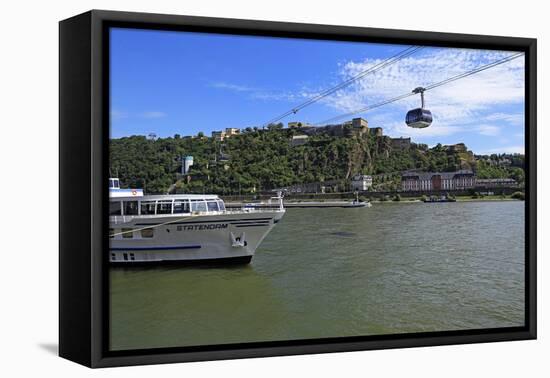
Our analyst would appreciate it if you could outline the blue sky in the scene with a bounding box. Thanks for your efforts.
[110,28,525,155]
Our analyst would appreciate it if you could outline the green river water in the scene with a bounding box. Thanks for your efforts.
[110,200,525,351]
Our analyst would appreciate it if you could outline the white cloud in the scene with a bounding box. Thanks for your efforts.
[369,114,504,140]
[111,110,167,120]
[209,80,316,103]
[476,124,500,136]
[141,111,167,119]
[250,90,309,102]
[111,109,128,120]
[483,112,524,126]
[317,48,525,128]
[383,120,465,138]
[209,81,257,92]
[210,81,315,103]
[477,145,525,155]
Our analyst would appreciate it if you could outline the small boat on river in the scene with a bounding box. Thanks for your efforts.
[423,194,457,203]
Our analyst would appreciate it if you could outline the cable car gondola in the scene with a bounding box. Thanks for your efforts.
[406,87,432,128]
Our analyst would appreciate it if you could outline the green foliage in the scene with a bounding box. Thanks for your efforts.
[109,129,518,194]
[511,191,525,200]
[475,157,525,185]
[508,167,525,183]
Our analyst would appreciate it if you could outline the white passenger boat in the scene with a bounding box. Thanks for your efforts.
[109,178,285,265]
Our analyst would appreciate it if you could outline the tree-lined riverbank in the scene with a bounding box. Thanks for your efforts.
[110,129,524,195]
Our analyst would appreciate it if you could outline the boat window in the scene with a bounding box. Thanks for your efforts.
[123,201,139,215]
[217,200,226,211]
[191,200,207,212]
[207,201,219,212]
[121,228,133,239]
[141,228,154,238]
[140,201,156,215]
[109,201,122,216]
[174,199,190,214]
[156,201,173,215]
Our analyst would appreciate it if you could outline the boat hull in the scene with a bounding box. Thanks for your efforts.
[110,255,253,266]
[109,210,284,264]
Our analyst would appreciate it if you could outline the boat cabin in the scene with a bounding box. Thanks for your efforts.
[109,178,144,199]
[108,178,226,216]
[109,178,120,189]
[109,194,226,216]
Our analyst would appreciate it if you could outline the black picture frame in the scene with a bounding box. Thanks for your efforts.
[59,9,537,368]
